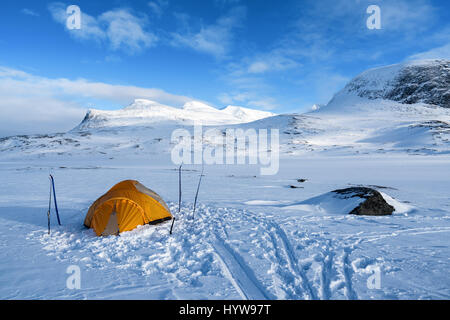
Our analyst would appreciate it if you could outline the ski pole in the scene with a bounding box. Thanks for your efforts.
[192,165,204,221]
[47,176,52,235]
[50,174,61,225]
[170,164,182,235]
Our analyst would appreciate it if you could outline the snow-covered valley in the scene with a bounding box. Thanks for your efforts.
[1,60,449,300]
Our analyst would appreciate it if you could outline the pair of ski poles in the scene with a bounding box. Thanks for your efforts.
[47,174,61,235]
[170,165,204,235]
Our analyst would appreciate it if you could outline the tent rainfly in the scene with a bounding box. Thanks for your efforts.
[84,180,172,236]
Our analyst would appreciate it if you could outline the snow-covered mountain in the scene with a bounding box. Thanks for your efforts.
[278,59,450,156]
[75,99,276,130]
[330,59,450,109]
[2,60,450,300]
[1,60,449,160]
[219,60,450,156]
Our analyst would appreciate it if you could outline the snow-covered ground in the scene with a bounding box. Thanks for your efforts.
[1,60,449,300]
[1,156,449,299]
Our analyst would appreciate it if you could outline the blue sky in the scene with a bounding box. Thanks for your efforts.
[1,0,450,136]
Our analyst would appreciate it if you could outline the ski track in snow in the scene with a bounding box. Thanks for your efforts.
[211,236,270,300]
[24,201,385,300]
[2,60,450,300]
[266,222,316,299]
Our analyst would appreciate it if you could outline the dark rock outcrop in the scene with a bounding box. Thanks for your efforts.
[332,187,395,216]
[343,59,450,108]
[385,61,450,108]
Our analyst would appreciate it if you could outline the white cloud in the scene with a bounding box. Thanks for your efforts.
[0,95,83,137]
[0,66,193,136]
[304,71,350,104]
[245,54,300,75]
[405,25,450,61]
[48,2,106,42]
[218,91,279,110]
[381,0,436,33]
[247,62,269,74]
[297,0,436,34]
[148,0,169,18]
[171,6,246,59]
[408,43,450,60]
[48,2,157,54]
[219,0,439,114]
[99,10,157,52]
[214,0,241,6]
[246,98,279,111]
[21,8,39,17]
[218,67,349,112]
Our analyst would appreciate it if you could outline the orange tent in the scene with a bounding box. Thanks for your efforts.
[84,180,172,236]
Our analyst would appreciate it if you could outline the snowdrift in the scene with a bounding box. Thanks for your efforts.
[283,187,414,215]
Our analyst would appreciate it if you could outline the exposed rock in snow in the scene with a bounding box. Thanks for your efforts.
[284,187,396,216]
[336,59,450,108]
[1,60,449,300]
[1,60,450,160]
[332,187,395,216]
